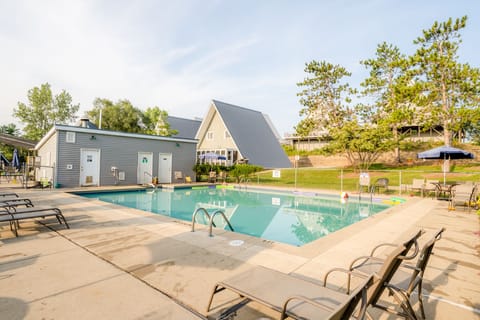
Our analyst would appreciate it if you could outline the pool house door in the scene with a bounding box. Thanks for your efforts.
[158,153,172,183]
[80,148,100,186]
[137,152,153,185]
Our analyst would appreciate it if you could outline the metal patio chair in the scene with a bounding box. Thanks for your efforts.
[347,228,445,319]
[207,237,416,320]
[371,178,389,194]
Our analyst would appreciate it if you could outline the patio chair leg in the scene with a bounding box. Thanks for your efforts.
[55,215,63,225]
[417,281,426,319]
[388,286,418,320]
[9,220,18,237]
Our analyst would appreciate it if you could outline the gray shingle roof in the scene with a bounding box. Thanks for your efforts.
[213,100,291,168]
[167,116,202,139]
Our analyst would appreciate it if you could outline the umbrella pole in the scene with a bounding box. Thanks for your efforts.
[443,165,446,185]
[443,155,446,186]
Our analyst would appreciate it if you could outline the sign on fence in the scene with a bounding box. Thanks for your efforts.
[359,172,370,187]
[272,170,281,178]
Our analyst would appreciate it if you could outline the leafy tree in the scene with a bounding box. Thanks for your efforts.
[412,16,480,146]
[86,100,177,136]
[13,83,79,140]
[296,61,354,137]
[296,61,390,169]
[360,42,417,163]
[324,119,392,171]
[87,98,144,133]
[142,106,178,136]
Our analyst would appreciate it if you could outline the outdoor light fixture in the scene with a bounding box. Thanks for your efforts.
[176,143,180,147]
[90,135,96,140]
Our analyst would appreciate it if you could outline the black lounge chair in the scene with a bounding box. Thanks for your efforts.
[207,234,418,320]
[347,228,445,319]
[0,198,34,211]
[0,192,19,198]
[0,207,69,237]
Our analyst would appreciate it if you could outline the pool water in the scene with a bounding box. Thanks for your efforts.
[78,187,390,246]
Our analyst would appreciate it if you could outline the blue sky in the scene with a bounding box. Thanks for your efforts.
[1,0,479,136]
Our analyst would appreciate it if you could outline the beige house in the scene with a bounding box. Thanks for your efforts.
[195,100,291,168]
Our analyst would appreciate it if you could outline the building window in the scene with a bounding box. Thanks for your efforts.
[224,130,231,138]
[207,132,214,140]
[66,132,76,143]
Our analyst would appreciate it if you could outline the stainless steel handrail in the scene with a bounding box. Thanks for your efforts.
[208,210,234,237]
[191,207,214,232]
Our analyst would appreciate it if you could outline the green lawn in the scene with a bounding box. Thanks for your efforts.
[250,164,480,193]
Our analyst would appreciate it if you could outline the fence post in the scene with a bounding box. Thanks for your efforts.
[340,169,343,194]
[399,170,402,196]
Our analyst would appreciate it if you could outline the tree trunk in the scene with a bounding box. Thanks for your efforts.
[393,126,401,163]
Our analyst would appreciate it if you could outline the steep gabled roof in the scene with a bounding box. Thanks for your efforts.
[167,116,202,139]
[211,100,291,168]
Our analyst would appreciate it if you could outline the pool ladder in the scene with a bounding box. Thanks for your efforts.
[237,178,249,190]
[191,207,234,237]
[145,183,157,192]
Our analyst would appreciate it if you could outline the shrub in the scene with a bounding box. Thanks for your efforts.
[229,164,263,183]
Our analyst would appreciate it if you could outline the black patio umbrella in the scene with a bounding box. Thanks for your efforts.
[417,145,474,184]
[417,145,474,160]
[12,148,20,170]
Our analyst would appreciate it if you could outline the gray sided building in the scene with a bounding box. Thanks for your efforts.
[35,124,197,188]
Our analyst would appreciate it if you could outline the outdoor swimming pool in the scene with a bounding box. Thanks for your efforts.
[78,187,390,246]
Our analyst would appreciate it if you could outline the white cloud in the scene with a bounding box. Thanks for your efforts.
[1,0,479,136]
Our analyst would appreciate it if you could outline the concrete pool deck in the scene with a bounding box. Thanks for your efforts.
[0,185,479,319]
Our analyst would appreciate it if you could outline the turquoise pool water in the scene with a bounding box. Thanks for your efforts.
[77,187,390,246]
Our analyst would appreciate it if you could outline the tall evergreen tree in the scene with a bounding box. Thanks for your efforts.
[413,16,480,145]
[360,42,416,163]
[296,61,354,137]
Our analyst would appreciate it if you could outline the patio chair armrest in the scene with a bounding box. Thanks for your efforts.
[282,294,335,318]
[349,255,385,270]
[370,243,397,257]
[323,267,369,294]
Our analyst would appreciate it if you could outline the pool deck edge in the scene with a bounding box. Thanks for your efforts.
[0,185,479,319]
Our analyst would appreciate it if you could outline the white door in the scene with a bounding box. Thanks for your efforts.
[137,152,153,184]
[158,153,172,183]
[80,149,100,186]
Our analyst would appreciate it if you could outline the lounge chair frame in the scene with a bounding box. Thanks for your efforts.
[347,228,445,319]
[0,198,34,211]
[207,266,374,320]
[0,192,19,198]
[207,232,420,320]
[0,207,69,237]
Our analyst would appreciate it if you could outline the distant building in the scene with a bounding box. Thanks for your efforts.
[195,100,291,168]
[35,119,197,188]
[167,116,202,139]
